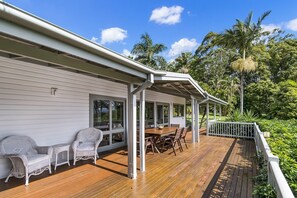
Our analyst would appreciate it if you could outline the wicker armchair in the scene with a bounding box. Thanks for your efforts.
[72,128,103,165]
[0,135,53,186]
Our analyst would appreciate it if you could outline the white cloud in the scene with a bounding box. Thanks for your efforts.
[91,36,99,43]
[100,27,127,44]
[286,18,297,31]
[261,24,281,33]
[122,49,132,57]
[168,38,198,57]
[149,6,184,25]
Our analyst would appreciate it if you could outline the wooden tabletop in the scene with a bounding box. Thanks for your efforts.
[145,127,177,136]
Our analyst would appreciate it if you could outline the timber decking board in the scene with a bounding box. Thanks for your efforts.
[0,133,257,198]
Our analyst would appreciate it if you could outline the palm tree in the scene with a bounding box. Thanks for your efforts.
[201,11,271,113]
[173,52,193,73]
[131,33,167,69]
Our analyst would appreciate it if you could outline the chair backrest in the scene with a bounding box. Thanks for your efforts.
[170,124,180,128]
[0,135,37,155]
[76,128,103,143]
[173,128,183,141]
[181,127,189,138]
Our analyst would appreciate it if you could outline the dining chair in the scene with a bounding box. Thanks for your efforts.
[137,136,155,154]
[162,128,183,156]
[180,127,189,149]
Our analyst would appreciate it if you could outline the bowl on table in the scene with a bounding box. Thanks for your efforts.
[158,125,164,130]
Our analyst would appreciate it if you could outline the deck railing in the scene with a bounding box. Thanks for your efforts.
[207,121,254,139]
[207,120,294,198]
[253,123,294,198]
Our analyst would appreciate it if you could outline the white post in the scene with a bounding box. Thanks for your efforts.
[154,102,157,127]
[206,102,209,136]
[191,96,195,143]
[139,90,145,172]
[214,104,216,120]
[219,105,222,121]
[194,99,199,142]
[197,103,200,142]
[127,84,137,179]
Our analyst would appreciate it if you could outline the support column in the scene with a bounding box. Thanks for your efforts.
[194,99,199,142]
[191,97,195,143]
[154,102,157,127]
[214,104,216,120]
[127,84,137,179]
[206,102,209,136]
[197,103,200,142]
[219,105,222,121]
[139,90,145,172]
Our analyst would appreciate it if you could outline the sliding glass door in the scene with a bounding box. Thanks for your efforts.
[157,103,169,126]
[91,95,125,151]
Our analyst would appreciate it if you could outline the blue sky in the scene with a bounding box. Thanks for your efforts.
[4,0,297,60]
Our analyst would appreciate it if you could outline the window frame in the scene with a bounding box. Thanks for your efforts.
[173,103,185,117]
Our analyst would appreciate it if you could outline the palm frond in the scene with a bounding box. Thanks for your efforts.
[244,11,253,27]
[257,10,271,27]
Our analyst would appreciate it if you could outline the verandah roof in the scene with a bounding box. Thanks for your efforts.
[0,1,227,105]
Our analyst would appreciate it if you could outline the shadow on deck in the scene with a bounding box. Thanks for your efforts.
[0,132,257,198]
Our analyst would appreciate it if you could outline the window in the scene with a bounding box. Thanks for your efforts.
[91,95,125,151]
[157,103,169,126]
[137,102,155,128]
[173,104,184,117]
[93,100,110,131]
[111,101,124,129]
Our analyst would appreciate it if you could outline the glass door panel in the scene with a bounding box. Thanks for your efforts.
[112,101,124,130]
[91,96,126,151]
[93,100,110,131]
[157,103,169,126]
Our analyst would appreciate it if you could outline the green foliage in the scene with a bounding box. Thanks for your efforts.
[273,80,297,119]
[245,80,279,117]
[257,119,297,196]
[227,109,257,122]
[168,52,194,73]
[131,33,167,69]
[253,153,276,198]
[268,39,297,83]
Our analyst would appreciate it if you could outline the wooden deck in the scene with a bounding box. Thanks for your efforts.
[0,133,257,198]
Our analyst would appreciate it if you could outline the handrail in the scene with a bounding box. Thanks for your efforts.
[253,122,294,198]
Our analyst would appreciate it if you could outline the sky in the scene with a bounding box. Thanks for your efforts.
[4,0,297,61]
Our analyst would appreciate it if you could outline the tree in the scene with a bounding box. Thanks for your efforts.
[268,39,297,83]
[200,11,271,113]
[245,80,278,117]
[273,80,297,119]
[131,33,167,69]
[170,52,193,73]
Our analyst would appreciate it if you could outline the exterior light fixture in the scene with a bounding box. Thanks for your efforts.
[51,87,58,96]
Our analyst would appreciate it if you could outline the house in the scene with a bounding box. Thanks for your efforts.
[0,1,227,180]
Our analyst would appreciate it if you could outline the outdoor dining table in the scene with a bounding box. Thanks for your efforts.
[145,127,178,153]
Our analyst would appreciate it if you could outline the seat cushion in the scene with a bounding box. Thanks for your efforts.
[77,142,95,151]
[27,154,50,166]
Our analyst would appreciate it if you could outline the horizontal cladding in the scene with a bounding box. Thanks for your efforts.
[145,90,185,104]
[0,56,127,178]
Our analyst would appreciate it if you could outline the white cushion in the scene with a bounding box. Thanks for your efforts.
[77,142,95,151]
[27,154,49,166]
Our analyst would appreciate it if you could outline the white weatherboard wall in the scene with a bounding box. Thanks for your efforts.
[0,56,127,178]
[0,56,186,179]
